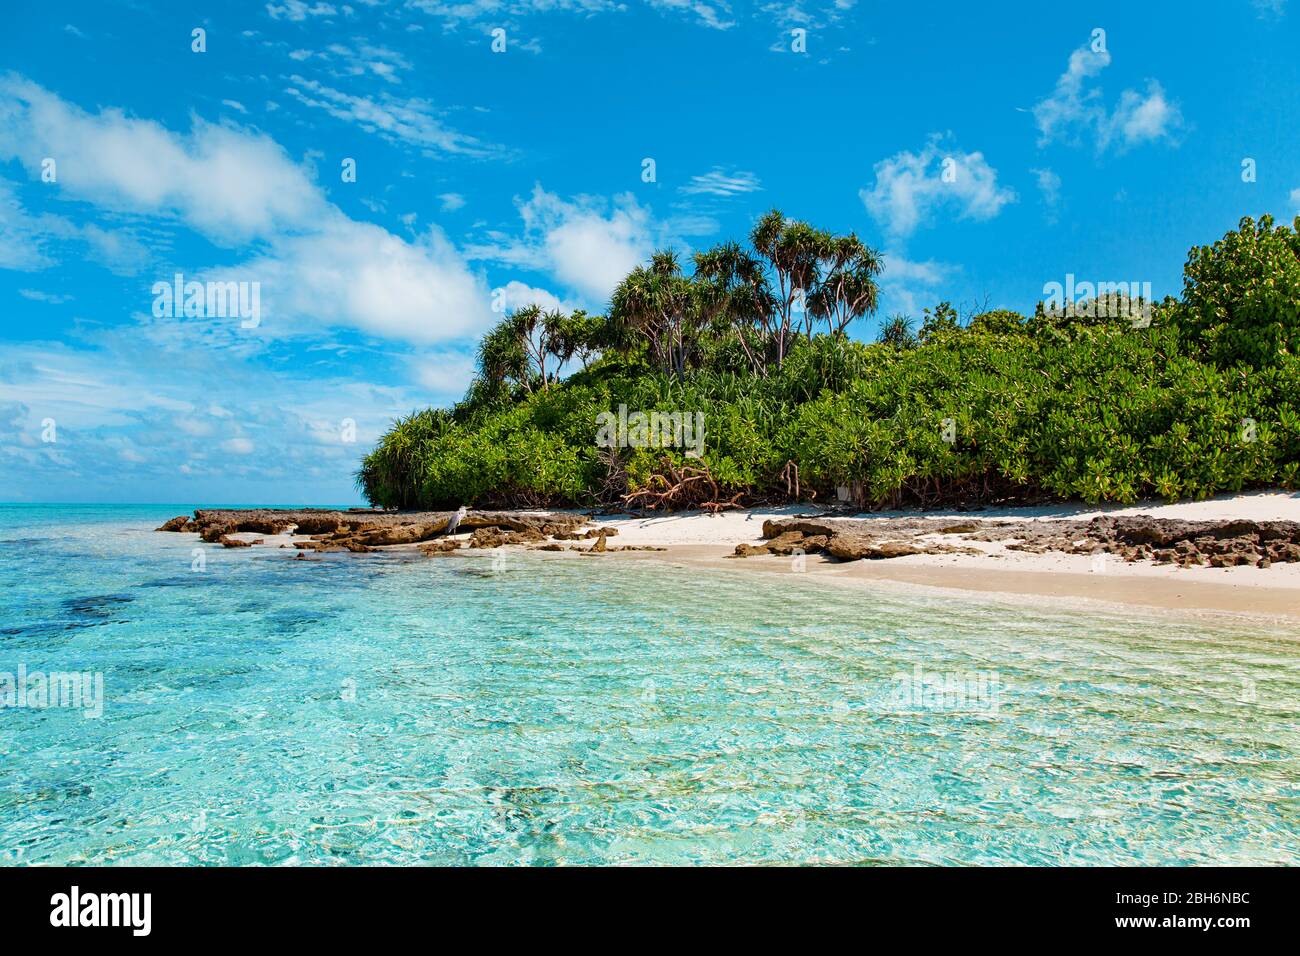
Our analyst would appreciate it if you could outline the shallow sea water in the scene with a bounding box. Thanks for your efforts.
[1,504,1297,865]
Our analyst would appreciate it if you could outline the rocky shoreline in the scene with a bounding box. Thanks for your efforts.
[732,514,1300,568]
[155,508,668,556]
[156,507,1300,570]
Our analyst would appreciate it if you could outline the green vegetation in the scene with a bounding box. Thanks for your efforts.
[358,213,1300,511]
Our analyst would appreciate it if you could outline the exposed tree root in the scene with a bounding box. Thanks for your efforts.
[621,458,745,513]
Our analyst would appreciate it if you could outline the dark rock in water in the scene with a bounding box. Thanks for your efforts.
[420,539,462,555]
[291,515,348,535]
[174,508,589,551]
[157,516,191,532]
[55,593,135,632]
[454,565,505,577]
[467,527,546,549]
[575,540,664,553]
[198,524,227,543]
[62,593,133,618]
[194,513,296,542]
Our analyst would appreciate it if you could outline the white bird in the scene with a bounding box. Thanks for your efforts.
[447,505,468,536]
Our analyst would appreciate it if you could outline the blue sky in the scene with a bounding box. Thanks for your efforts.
[1,0,1297,504]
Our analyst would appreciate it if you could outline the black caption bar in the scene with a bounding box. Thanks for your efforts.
[0,866,1287,943]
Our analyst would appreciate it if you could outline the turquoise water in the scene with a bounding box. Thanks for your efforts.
[1,503,1298,865]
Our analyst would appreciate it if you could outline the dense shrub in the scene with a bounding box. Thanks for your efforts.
[358,216,1300,510]
[1181,214,1300,368]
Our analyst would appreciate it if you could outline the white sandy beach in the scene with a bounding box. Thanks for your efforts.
[219,490,1300,620]
[580,491,1300,620]
[591,490,1300,546]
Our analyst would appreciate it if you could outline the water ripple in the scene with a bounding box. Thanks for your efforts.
[0,504,1297,865]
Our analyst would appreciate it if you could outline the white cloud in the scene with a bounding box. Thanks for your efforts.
[1031,167,1061,222]
[81,224,151,275]
[1032,45,1110,146]
[663,212,720,237]
[0,75,321,244]
[284,76,495,157]
[401,0,855,41]
[291,42,413,84]
[266,1,338,21]
[646,0,736,30]
[18,288,72,304]
[860,135,1016,238]
[407,0,620,27]
[0,336,428,502]
[1291,187,1300,213]
[221,99,248,114]
[523,189,655,302]
[1033,43,1184,152]
[412,349,478,397]
[467,185,658,304]
[0,177,150,275]
[759,0,855,28]
[0,75,495,346]
[1108,81,1181,148]
[0,180,57,270]
[680,167,762,197]
[1031,167,1061,205]
[238,218,493,344]
[878,253,956,317]
[439,192,466,212]
[495,279,575,314]
[174,416,215,437]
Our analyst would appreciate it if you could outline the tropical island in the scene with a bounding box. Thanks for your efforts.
[154,212,1300,617]
[357,212,1300,513]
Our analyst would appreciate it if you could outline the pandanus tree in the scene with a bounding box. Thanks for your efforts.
[748,210,883,368]
[878,313,917,350]
[557,309,607,369]
[809,233,883,338]
[515,304,571,388]
[612,216,885,379]
[475,316,530,395]
[693,241,774,376]
[750,211,820,369]
[610,250,701,377]
[476,304,570,394]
